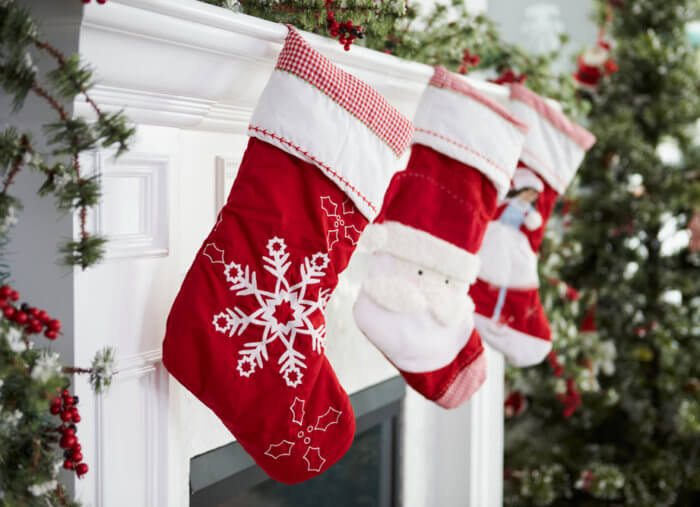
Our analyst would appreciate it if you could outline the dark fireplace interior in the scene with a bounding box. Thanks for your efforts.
[190,377,405,507]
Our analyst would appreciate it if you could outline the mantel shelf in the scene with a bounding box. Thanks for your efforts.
[64,0,512,132]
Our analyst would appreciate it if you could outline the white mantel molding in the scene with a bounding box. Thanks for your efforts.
[66,0,511,132]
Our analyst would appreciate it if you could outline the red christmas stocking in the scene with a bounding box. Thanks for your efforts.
[162,27,412,484]
[353,67,528,408]
[471,84,595,367]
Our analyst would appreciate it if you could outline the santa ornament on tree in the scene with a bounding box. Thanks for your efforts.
[470,84,595,367]
[354,66,528,407]
[162,26,413,483]
[573,40,618,91]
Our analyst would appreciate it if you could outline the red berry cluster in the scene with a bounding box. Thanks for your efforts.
[556,377,581,418]
[546,277,580,302]
[546,350,564,378]
[0,285,62,340]
[325,0,364,51]
[578,469,594,491]
[457,50,480,75]
[504,390,527,418]
[82,0,107,4]
[489,69,528,85]
[51,390,88,477]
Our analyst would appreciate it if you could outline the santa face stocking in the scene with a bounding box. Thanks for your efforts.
[353,66,528,408]
[471,83,595,367]
[162,27,412,484]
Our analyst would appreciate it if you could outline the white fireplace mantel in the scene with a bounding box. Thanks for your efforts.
[75,0,433,130]
[8,1,505,506]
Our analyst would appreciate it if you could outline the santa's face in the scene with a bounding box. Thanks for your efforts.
[354,253,476,373]
[361,253,473,326]
[518,188,539,203]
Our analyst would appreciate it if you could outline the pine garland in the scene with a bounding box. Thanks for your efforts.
[1,2,125,504]
[0,1,135,270]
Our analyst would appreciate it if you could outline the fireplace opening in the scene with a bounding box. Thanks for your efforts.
[190,377,405,507]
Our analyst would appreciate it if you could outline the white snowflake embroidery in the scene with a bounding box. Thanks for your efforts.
[206,237,331,388]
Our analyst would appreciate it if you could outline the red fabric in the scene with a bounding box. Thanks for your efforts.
[277,27,414,156]
[400,329,484,402]
[470,278,551,343]
[378,144,498,254]
[163,138,366,484]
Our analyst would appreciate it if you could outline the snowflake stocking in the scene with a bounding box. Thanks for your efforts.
[162,27,412,484]
[471,84,595,367]
[353,67,528,408]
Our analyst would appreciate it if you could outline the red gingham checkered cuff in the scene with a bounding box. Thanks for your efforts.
[275,26,413,157]
[429,66,528,132]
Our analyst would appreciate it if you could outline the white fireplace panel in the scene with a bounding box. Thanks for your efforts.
[95,353,167,507]
[94,152,170,260]
[215,155,241,212]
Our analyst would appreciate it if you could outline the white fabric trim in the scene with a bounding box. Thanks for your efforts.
[474,313,551,367]
[412,86,526,199]
[524,210,543,230]
[371,221,481,284]
[249,70,401,221]
[513,167,544,192]
[354,253,476,373]
[477,221,539,289]
[509,99,587,194]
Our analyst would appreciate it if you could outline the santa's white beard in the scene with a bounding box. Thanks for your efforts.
[362,275,474,327]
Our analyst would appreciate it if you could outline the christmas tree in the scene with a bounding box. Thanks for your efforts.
[504,1,700,506]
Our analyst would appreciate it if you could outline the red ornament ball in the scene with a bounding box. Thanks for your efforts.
[10,290,19,301]
[76,463,89,476]
[3,306,15,319]
[28,319,43,334]
[60,435,77,449]
[72,452,84,462]
[73,443,82,452]
[45,330,58,340]
[63,459,74,470]
[14,311,27,325]
[63,427,75,437]
[63,395,74,406]
[60,410,73,422]
[50,405,61,415]
[48,319,62,332]
[73,413,82,423]
[0,285,12,298]
[38,310,49,323]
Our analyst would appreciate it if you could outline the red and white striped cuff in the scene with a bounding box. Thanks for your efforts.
[249,26,414,220]
[509,84,596,195]
[412,66,529,199]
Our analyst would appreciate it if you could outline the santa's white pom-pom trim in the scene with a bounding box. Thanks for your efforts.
[524,210,543,230]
